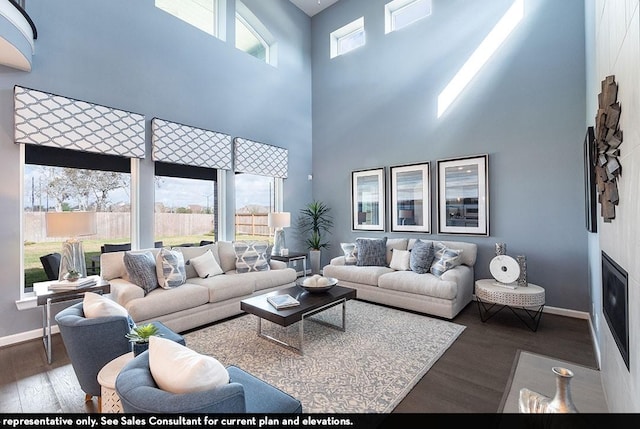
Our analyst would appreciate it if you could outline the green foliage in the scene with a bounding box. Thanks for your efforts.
[125,323,161,343]
[296,201,333,251]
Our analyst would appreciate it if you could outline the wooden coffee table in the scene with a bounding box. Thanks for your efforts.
[240,285,356,354]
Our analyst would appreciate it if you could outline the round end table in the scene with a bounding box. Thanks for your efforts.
[475,279,545,331]
[97,352,134,413]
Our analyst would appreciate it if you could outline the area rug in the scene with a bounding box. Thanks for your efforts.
[184,300,465,413]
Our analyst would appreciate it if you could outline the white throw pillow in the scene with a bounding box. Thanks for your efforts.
[189,249,223,278]
[83,292,129,318]
[389,249,411,271]
[149,336,229,394]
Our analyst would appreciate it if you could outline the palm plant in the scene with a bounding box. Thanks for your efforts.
[296,200,333,251]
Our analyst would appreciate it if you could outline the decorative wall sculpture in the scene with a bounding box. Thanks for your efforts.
[594,75,623,222]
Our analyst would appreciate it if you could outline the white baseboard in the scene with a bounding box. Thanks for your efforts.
[0,325,59,348]
[472,294,590,319]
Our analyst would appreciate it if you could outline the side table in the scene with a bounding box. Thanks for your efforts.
[475,279,545,332]
[34,276,110,364]
[270,252,307,277]
[97,352,134,413]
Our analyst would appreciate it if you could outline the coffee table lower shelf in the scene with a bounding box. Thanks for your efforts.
[241,285,356,355]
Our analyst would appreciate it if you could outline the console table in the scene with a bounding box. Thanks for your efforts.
[475,279,545,332]
[33,276,110,364]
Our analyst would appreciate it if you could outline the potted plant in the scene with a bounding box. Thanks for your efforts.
[126,323,162,356]
[296,200,333,274]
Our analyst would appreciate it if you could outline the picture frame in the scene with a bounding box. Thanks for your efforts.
[584,126,598,233]
[352,168,386,231]
[437,154,489,236]
[390,162,430,233]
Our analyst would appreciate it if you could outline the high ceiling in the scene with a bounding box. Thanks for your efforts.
[289,0,340,17]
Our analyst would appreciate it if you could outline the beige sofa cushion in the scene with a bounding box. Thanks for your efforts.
[187,274,256,303]
[323,264,394,287]
[378,270,458,300]
[124,283,209,321]
[173,244,219,279]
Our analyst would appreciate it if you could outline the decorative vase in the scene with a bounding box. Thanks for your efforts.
[132,342,149,357]
[309,250,321,275]
[517,255,527,287]
[495,243,507,256]
[519,367,578,413]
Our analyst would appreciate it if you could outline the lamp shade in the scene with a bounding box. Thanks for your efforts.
[399,210,413,219]
[46,211,97,238]
[268,212,291,229]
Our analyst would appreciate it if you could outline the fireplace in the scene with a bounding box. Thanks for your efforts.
[602,251,629,370]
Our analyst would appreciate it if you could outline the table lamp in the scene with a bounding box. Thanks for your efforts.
[45,211,97,280]
[399,209,413,225]
[268,212,290,256]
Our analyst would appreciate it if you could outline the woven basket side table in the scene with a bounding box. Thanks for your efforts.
[97,352,134,413]
[475,279,545,332]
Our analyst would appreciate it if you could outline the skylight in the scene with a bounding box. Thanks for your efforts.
[437,0,524,118]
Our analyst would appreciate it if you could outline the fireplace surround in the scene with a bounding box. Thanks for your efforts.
[601,251,629,370]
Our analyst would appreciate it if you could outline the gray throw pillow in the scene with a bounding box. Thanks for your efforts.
[124,251,159,295]
[410,239,435,274]
[355,237,387,266]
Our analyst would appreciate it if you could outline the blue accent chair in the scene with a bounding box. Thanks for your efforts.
[115,351,303,414]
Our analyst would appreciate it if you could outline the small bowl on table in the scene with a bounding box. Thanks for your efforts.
[296,276,338,294]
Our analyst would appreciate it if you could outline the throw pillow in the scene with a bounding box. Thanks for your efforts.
[389,249,411,271]
[189,249,223,278]
[148,336,229,394]
[83,291,128,318]
[340,242,357,265]
[430,242,463,277]
[355,237,387,266]
[234,241,270,273]
[410,239,435,274]
[156,248,187,289]
[123,251,159,295]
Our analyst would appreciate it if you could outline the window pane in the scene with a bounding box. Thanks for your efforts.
[23,165,131,291]
[154,176,217,247]
[235,173,274,242]
[156,0,217,37]
[338,29,365,55]
[236,15,267,61]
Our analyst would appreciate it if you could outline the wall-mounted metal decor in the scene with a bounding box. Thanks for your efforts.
[584,126,597,232]
[352,167,386,231]
[390,162,430,233]
[234,137,288,178]
[437,154,489,236]
[593,75,623,222]
[14,86,145,158]
[152,118,232,170]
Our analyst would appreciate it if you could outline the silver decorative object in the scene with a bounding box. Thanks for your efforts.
[517,255,527,287]
[519,367,578,413]
[495,243,507,256]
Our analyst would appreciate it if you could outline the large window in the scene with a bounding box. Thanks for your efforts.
[23,146,131,292]
[155,0,220,38]
[154,162,217,248]
[235,1,277,65]
[385,0,432,34]
[330,17,365,58]
[234,173,277,242]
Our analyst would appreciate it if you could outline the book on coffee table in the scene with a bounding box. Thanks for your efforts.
[267,294,300,310]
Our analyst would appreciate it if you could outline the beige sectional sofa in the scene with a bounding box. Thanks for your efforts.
[323,238,477,319]
[100,242,297,333]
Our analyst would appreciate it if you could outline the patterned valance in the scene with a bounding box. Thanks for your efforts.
[14,86,145,158]
[151,118,232,170]
[234,137,288,178]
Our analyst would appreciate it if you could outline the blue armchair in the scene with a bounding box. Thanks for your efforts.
[54,302,132,403]
[115,351,303,414]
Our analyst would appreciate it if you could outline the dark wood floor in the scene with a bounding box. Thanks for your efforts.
[0,300,597,414]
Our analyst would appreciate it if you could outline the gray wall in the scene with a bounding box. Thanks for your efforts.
[0,0,312,338]
[311,0,589,312]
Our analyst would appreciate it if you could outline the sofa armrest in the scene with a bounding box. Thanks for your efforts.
[108,278,145,308]
[269,260,287,270]
[330,256,346,266]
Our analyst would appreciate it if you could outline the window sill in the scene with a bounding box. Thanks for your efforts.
[15,294,37,310]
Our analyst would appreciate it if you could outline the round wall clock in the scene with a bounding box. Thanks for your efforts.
[489,255,520,284]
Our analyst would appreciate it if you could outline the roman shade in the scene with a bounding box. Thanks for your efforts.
[14,86,145,158]
[151,118,232,170]
[233,137,288,178]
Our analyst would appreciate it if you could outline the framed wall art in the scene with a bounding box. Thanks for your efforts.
[352,168,386,231]
[437,154,489,236]
[390,162,430,233]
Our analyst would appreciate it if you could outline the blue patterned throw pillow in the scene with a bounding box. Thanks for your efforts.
[156,248,186,289]
[234,241,270,273]
[409,239,435,274]
[124,251,159,295]
[341,242,357,265]
[430,242,463,277]
[355,237,387,266]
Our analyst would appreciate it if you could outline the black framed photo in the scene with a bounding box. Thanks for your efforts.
[436,154,489,236]
[390,162,430,233]
[351,167,386,231]
[584,126,597,233]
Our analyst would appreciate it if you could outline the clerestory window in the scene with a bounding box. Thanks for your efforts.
[235,1,277,66]
[385,0,432,34]
[330,17,365,59]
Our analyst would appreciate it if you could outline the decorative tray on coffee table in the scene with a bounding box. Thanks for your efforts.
[296,276,338,293]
